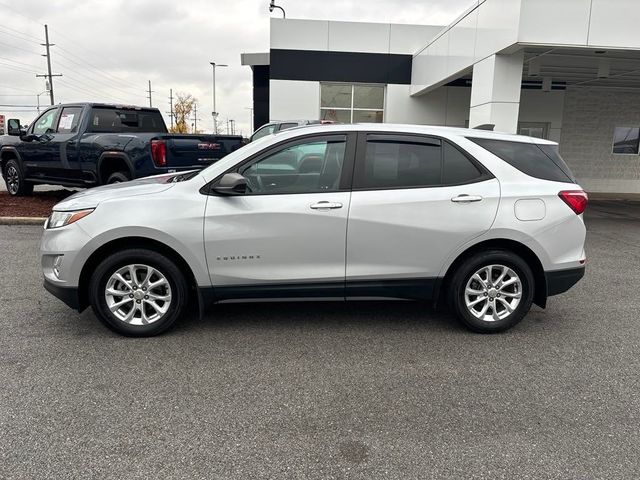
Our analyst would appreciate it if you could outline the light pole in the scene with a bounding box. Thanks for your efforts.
[210,61,228,134]
[36,90,49,114]
[245,106,254,133]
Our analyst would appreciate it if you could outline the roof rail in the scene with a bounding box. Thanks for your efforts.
[473,124,495,131]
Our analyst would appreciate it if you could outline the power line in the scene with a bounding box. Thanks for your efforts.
[0,24,42,42]
[0,62,38,74]
[0,84,36,92]
[54,45,143,95]
[0,39,41,56]
[53,55,144,99]
[0,56,41,69]
[0,26,42,45]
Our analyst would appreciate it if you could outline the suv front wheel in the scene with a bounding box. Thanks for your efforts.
[89,248,188,336]
[449,250,535,333]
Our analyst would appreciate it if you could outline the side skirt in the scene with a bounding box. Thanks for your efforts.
[199,278,437,306]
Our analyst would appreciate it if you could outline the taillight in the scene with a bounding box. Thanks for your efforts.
[150,140,167,167]
[558,190,588,215]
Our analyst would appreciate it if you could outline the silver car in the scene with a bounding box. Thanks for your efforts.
[41,124,587,336]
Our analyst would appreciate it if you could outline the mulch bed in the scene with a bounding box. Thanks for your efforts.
[0,190,76,217]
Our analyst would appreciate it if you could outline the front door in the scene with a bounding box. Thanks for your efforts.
[204,133,356,299]
[345,132,500,299]
[19,107,60,178]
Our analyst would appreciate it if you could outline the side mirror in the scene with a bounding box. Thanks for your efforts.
[212,173,248,195]
[7,119,21,136]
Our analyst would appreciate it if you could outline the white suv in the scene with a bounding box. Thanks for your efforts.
[41,124,587,336]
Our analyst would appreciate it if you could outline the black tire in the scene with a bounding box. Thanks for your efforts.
[106,171,130,184]
[4,159,34,196]
[448,249,535,333]
[89,248,188,337]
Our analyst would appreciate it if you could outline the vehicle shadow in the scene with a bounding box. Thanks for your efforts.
[173,300,464,335]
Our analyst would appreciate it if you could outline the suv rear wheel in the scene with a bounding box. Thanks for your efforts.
[89,248,188,336]
[449,250,534,333]
[4,159,33,196]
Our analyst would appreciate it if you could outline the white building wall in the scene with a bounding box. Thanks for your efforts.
[519,90,565,142]
[412,0,640,96]
[269,80,320,121]
[269,19,442,123]
[560,88,640,194]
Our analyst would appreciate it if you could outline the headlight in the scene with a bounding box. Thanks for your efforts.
[46,209,94,229]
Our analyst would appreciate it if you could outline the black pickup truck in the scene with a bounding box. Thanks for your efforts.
[0,103,245,195]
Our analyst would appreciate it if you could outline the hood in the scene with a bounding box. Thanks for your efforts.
[53,173,188,211]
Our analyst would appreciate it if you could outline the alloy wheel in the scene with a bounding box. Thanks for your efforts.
[104,264,172,325]
[6,166,19,195]
[464,264,522,322]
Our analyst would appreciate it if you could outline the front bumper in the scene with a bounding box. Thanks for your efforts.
[546,266,585,296]
[43,278,80,310]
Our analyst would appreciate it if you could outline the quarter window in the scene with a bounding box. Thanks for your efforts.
[241,136,347,194]
[469,138,575,183]
[31,108,58,135]
[320,83,384,123]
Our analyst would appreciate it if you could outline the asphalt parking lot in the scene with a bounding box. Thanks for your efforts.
[1,201,639,479]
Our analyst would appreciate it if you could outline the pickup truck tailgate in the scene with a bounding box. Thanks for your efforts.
[162,135,244,167]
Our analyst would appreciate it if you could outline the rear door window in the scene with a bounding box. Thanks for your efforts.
[57,107,83,133]
[355,136,442,189]
[468,138,575,183]
[442,141,484,185]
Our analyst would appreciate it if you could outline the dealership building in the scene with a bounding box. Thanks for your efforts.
[242,0,640,194]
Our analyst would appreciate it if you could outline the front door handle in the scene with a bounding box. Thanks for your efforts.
[310,201,343,210]
[451,194,483,203]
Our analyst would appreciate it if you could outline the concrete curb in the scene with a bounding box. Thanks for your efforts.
[0,217,47,226]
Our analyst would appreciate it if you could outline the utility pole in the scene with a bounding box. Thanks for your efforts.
[193,103,198,133]
[147,80,154,107]
[229,119,235,135]
[36,25,61,105]
[167,88,174,129]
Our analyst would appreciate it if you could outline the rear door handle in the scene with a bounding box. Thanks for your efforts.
[310,201,343,210]
[451,194,483,203]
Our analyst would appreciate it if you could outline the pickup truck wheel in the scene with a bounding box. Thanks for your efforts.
[89,248,188,337]
[106,171,130,184]
[4,159,33,196]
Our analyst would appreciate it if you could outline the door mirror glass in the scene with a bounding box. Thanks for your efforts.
[212,173,248,195]
[7,119,21,136]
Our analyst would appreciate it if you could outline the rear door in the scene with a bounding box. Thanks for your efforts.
[204,133,355,296]
[345,132,500,298]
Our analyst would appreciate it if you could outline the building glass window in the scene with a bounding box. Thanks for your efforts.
[320,83,384,123]
[612,127,640,154]
[518,122,549,139]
